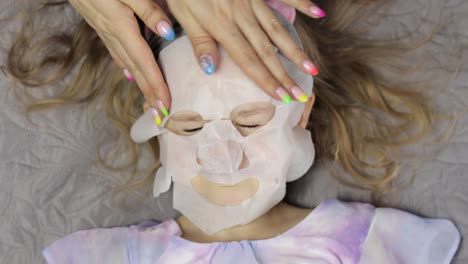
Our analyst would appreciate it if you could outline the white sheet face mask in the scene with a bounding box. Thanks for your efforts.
[131,36,315,234]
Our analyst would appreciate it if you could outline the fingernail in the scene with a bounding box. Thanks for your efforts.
[291,86,309,103]
[276,87,292,104]
[302,60,319,76]
[156,99,169,117]
[150,108,162,126]
[123,68,135,82]
[156,20,175,41]
[199,53,216,75]
[309,6,326,18]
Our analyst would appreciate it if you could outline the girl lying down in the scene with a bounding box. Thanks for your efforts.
[7,1,460,263]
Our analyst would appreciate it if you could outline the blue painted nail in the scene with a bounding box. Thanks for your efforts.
[156,20,175,41]
[199,54,215,75]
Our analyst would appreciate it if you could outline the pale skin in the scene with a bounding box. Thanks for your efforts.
[148,93,316,243]
[69,0,324,112]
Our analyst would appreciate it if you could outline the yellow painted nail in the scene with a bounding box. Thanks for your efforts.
[291,86,309,103]
[155,116,162,126]
[150,108,162,126]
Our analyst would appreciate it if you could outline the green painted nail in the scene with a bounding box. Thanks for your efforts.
[161,108,169,117]
[156,100,169,117]
[276,87,292,104]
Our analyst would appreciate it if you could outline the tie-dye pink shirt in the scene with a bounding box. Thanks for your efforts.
[42,198,460,263]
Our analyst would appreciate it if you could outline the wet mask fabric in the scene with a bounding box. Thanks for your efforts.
[131,36,314,234]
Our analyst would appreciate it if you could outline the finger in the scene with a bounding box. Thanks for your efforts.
[104,34,154,97]
[123,65,166,118]
[252,0,319,76]
[220,31,291,103]
[113,20,172,112]
[235,1,304,101]
[226,35,292,103]
[120,0,175,41]
[102,37,125,68]
[183,8,291,103]
[279,0,326,18]
[109,47,136,83]
[105,32,169,119]
[173,11,219,75]
[71,0,171,110]
[218,27,291,103]
[97,33,137,84]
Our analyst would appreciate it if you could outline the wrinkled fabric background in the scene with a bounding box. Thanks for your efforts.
[0,0,467,263]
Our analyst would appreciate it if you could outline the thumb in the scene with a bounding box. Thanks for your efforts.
[193,34,219,75]
[171,9,219,75]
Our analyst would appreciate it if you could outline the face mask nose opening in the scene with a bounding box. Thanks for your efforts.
[196,140,249,173]
[239,151,250,169]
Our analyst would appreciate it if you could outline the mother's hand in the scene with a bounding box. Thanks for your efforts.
[168,0,324,104]
[69,0,325,119]
[69,0,173,115]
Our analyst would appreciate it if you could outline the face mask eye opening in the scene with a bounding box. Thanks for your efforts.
[231,121,262,137]
[164,111,206,136]
[230,102,276,137]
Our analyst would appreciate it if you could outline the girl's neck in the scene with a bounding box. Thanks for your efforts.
[176,202,311,243]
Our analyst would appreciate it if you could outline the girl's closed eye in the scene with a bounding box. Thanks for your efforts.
[233,121,264,136]
[231,102,275,136]
[177,121,206,135]
[184,126,203,133]
[234,123,260,128]
[165,111,206,136]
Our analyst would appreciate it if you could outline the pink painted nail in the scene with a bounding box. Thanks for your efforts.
[123,68,135,83]
[309,6,326,18]
[301,60,319,76]
[156,20,175,41]
[276,87,292,104]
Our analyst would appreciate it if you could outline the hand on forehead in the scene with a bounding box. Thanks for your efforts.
[158,36,273,120]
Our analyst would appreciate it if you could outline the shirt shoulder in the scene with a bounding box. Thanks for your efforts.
[301,198,376,242]
[255,198,376,263]
[359,207,461,264]
[42,220,179,264]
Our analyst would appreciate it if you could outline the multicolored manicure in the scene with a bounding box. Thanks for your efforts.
[150,108,162,126]
[156,99,169,117]
[276,87,292,104]
[302,59,319,76]
[123,68,135,83]
[156,20,175,41]
[309,6,326,18]
[199,54,216,75]
[291,86,309,103]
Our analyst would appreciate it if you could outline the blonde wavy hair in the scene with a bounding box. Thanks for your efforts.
[6,0,438,203]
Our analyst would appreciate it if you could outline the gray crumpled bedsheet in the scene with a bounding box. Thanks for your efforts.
[0,0,467,263]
